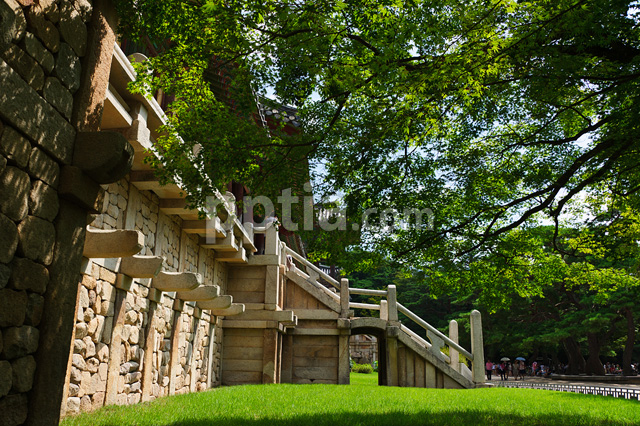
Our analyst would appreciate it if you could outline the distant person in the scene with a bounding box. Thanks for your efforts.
[519,361,526,380]
[499,362,506,380]
[486,359,493,380]
[511,362,518,380]
[531,361,538,376]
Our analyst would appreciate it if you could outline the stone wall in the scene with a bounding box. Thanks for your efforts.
[62,178,224,416]
[0,0,97,424]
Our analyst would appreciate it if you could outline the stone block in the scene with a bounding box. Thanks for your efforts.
[29,180,59,221]
[73,338,85,355]
[0,166,30,221]
[58,1,87,56]
[83,336,95,357]
[82,274,96,290]
[84,306,95,322]
[28,147,60,187]
[21,32,54,73]
[0,59,76,164]
[9,257,49,293]
[0,394,28,426]
[99,267,116,283]
[17,215,55,265]
[10,355,35,392]
[78,285,89,308]
[98,362,107,381]
[71,353,86,370]
[69,366,82,384]
[73,132,134,184]
[91,316,104,343]
[24,292,44,326]
[0,263,9,289]
[0,360,12,397]
[43,76,73,119]
[0,44,44,91]
[79,395,91,412]
[96,343,109,362]
[75,322,88,339]
[1,325,39,359]
[0,213,19,263]
[58,166,104,213]
[53,42,80,92]
[66,396,80,414]
[0,288,27,327]
[68,383,79,397]
[92,392,105,410]
[86,357,99,373]
[27,6,60,52]
[0,0,26,45]
[0,126,31,168]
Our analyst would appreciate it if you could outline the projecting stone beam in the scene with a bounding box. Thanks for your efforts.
[176,285,221,301]
[183,219,226,238]
[216,247,247,263]
[83,228,144,258]
[196,295,233,310]
[73,132,134,184]
[207,303,245,316]
[118,255,164,278]
[199,233,238,252]
[234,309,295,322]
[151,271,201,292]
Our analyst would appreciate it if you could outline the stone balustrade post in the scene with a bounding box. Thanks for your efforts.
[470,310,485,385]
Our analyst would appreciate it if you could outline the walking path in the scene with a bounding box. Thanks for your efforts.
[489,376,640,400]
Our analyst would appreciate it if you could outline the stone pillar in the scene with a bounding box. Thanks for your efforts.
[28,201,88,426]
[386,326,399,387]
[337,318,351,385]
[168,302,183,396]
[387,285,398,322]
[104,289,127,405]
[470,310,485,385]
[265,265,279,311]
[449,320,459,373]
[262,328,278,384]
[340,278,349,318]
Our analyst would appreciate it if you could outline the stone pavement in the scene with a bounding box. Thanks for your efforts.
[488,375,640,390]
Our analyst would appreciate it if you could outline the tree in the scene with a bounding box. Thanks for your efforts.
[115,0,640,263]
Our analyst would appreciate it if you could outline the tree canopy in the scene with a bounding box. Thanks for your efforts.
[116,0,640,265]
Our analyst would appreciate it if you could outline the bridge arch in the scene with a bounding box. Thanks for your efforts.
[350,318,390,385]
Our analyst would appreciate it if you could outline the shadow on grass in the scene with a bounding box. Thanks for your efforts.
[95,409,635,426]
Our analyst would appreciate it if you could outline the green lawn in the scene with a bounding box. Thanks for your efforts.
[350,371,379,386]
[61,382,640,426]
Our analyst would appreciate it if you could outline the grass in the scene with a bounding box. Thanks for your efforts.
[350,371,379,386]
[60,382,640,426]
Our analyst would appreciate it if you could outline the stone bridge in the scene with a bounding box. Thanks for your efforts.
[220,234,485,388]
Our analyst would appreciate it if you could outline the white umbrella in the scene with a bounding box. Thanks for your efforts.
[501,357,510,361]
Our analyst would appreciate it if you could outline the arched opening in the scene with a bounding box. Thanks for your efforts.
[350,327,388,386]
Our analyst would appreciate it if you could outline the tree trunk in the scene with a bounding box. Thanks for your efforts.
[585,332,606,375]
[623,307,636,376]
[562,337,585,374]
